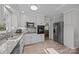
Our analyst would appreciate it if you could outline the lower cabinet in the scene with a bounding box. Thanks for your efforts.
[11,41,20,54]
[24,34,44,45]
[20,38,24,54]
[11,38,24,54]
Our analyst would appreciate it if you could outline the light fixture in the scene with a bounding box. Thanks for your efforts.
[30,5,38,11]
[5,5,11,8]
[21,11,24,13]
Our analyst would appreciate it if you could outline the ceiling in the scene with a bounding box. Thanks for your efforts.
[8,4,79,17]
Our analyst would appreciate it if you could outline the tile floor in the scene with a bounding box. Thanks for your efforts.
[23,38,79,54]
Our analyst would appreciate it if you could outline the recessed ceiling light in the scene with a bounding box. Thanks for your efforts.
[30,5,38,11]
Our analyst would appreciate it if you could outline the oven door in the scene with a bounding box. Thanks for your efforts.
[37,25,44,34]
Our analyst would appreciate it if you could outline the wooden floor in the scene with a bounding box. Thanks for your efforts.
[23,38,79,54]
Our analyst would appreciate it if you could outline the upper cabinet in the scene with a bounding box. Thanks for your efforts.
[11,14,18,29]
[0,5,6,31]
[4,5,19,32]
[20,14,32,27]
[64,10,77,25]
[20,14,45,28]
[36,15,45,25]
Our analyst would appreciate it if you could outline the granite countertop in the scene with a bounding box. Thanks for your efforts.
[0,33,23,54]
[0,31,38,54]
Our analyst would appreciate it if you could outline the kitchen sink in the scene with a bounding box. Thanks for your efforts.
[8,36,19,40]
[7,33,21,40]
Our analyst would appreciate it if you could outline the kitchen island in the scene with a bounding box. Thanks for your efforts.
[24,33,44,45]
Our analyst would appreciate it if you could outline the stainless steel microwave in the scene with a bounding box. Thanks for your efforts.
[26,22,34,28]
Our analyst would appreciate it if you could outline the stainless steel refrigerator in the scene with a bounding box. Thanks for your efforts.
[53,22,64,44]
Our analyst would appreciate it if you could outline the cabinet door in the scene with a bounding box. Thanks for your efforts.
[24,34,37,44]
[37,15,45,25]
[36,34,44,42]
[40,34,45,41]
[11,14,18,29]
[20,38,24,54]
[64,13,71,25]
[24,34,44,45]
[32,34,44,43]
[30,34,37,43]
[24,34,32,45]
[64,12,76,25]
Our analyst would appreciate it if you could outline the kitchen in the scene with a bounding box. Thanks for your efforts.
[0,4,79,54]
[0,4,45,54]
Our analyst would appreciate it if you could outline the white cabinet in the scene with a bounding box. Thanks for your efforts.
[24,34,44,45]
[64,9,79,48]
[64,11,76,25]
[11,14,18,29]
[36,15,45,25]
[20,37,24,54]
[24,34,31,44]
[20,14,26,27]
[19,15,45,28]
[36,34,44,42]
[5,8,12,32]
[24,34,36,45]
[64,11,75,48]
